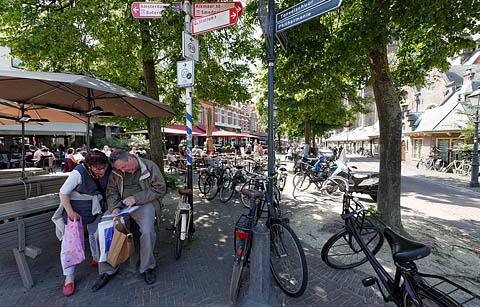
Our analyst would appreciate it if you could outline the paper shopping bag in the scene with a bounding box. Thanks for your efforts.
[107,217,134,267]
[62,217,85,269]
[98,219,114,262]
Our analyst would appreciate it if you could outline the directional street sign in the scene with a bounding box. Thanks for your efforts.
[191,7,239,35]
[276,0,342,32]
[193,2,243,18]
[131,2,182,19]
[177,60,194,87]
[182,31,200,63]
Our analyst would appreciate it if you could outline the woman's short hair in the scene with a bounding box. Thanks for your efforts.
[85,151,109,167]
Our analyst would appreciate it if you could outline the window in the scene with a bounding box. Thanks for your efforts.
[436,139,450,161]
[412,139,423,159]
[221,110,225,123]
[215,109,219,123]
[228,112,232,125]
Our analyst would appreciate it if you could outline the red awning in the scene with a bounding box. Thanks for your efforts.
[199,130,247,137]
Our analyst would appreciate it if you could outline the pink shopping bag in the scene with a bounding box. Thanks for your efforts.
[62,217,85,269]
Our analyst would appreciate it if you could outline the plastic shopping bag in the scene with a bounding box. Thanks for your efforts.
[98,219,114,262]
[61,217,85,269]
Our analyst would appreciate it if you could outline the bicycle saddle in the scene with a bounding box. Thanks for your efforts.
[178,188,193,195]
[241,189,264,199]
[383,228,430,263]
[235,165,244,169]
[279,167,287,172]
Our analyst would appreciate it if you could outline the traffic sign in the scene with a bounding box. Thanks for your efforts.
[182,31,200,63]
[177,60,194,87]
[276,0,342,32]
[277,0,328,23]
[193,2,243,18]
[191,7,239,35]
[131,2,181,19]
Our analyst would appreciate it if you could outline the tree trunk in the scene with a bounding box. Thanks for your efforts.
[304,113,310,146]
[367,2,404,233]
[141,21,164,170]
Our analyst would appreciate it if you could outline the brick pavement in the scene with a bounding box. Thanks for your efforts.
[0,171,388,307]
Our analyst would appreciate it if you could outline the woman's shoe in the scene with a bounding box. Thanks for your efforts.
[62,281,74,296]
[91,260,98,266]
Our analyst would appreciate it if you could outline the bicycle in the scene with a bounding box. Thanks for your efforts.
[198,160,231,201]
[170,188,193,260]
[321,193,480,306]
[218,164,249,203]
[239,172,281,211]
[229,188,308,302]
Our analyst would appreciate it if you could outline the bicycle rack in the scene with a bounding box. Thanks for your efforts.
[419,272,480,306]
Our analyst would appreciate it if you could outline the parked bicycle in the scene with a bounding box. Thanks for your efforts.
[230,188,308,302]
[169,188,194,260]
[321,193,480,306]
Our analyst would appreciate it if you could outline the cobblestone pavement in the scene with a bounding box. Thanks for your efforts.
[1,162,396,307]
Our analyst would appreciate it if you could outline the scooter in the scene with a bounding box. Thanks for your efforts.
[348,165,379,201]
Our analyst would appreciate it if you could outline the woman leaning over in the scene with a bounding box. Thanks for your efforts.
[52,151,112,296]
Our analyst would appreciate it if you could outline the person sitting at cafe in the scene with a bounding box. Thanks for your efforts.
[192,145,203,156]
[36,147,55,168]
[73,148,85,163]
[0,142,9,169]
[167,148,185,169]
[64,148,78,172]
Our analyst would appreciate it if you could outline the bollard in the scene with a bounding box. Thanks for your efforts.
[242,222,275,307]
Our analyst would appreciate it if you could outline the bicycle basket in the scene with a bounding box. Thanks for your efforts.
[235,214,253,234]
[416,272,480,306]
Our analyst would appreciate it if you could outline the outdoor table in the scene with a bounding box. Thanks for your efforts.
[0,173,67,204]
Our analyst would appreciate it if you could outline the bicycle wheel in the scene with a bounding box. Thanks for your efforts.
[240,181,263,209]
[269,221,308,297]
[220,177,235,203]
[403,286,458,307]
[292,172,311,192]
[229,261,245,302]
[174,216,183,260]
[198,171,209,195]
[205,174,219,201]
[416,160,425,169]
[321,225,384,269]
[321,176,348,200]
[278,175,287,191]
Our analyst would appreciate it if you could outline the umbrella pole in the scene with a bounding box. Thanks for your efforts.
[20,104,26,180]
[86,114,91,152]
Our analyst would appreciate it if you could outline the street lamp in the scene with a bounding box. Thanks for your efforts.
[466,90,480,187]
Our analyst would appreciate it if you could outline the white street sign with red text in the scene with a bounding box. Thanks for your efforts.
[193,2,243,18]
[131,2,181,18]
[191,7,239,35]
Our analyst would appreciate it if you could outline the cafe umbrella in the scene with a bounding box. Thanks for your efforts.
[0,70,176,150]
[0,99,87,178]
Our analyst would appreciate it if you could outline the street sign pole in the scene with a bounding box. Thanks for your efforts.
[267,0,275,210]
[183,0,195,234]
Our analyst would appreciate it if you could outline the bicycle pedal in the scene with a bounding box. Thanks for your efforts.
[362,276,377,287]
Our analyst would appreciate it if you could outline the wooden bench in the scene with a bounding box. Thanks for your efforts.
[0,194,59,288]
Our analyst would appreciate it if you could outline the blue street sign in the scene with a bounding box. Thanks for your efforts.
[276,0,342,32]
[276,0,328,23]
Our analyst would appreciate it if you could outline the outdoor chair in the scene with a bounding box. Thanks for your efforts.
[38,156,55,173]
[63,158,77,172]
